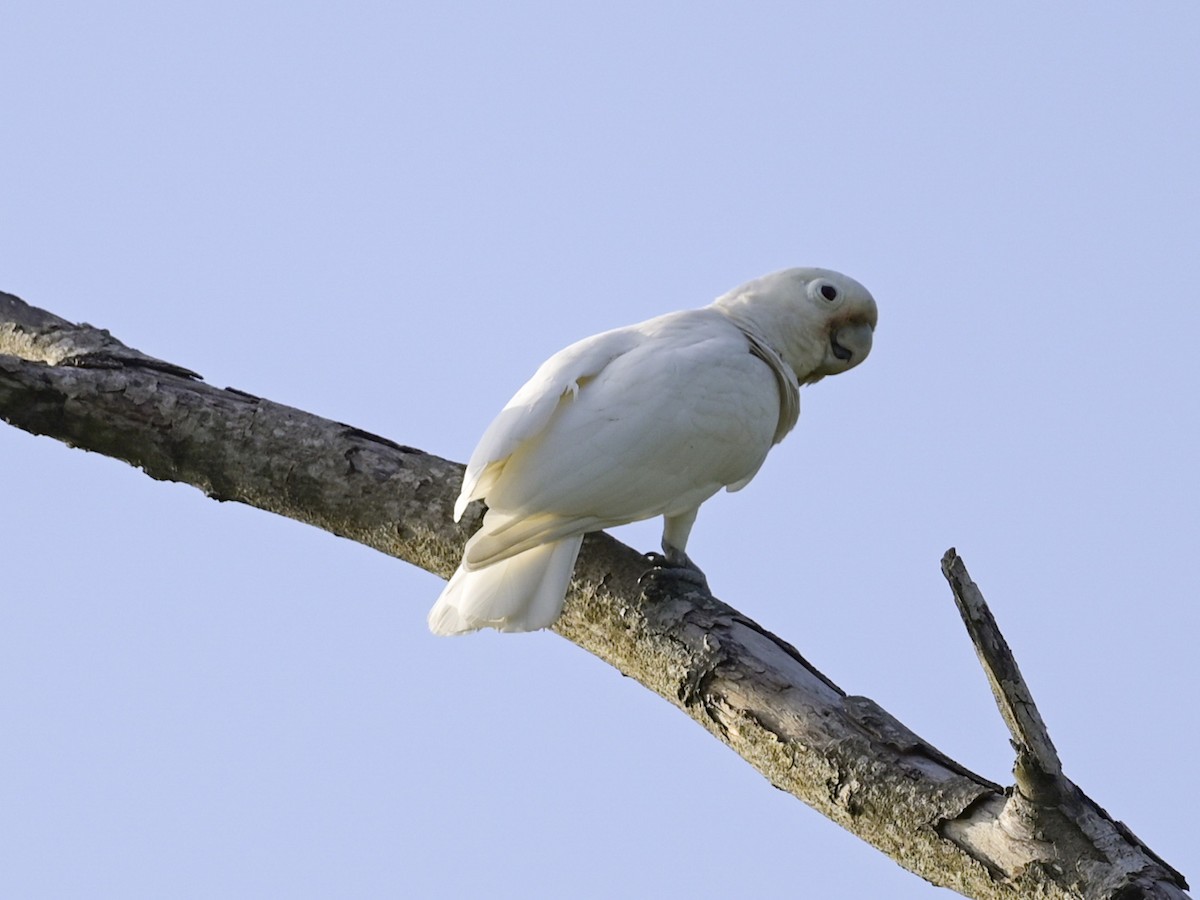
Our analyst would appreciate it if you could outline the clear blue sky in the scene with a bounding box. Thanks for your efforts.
[3,3,1197,897]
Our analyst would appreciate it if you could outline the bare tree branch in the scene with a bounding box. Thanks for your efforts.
[940,551,1188,898]
[943,550,1065,801]
[1,290,1188,899]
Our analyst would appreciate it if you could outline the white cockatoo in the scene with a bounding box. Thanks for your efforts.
[428,267,877,635]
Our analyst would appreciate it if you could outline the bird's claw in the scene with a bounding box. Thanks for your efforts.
[638,551,712,600]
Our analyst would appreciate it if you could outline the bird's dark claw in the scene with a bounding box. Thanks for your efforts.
[638,550,712,600]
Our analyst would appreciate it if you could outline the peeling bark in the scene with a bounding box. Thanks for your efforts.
[1,290,1189,899]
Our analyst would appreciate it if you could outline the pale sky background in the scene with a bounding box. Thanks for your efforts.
[2,3,1197,898]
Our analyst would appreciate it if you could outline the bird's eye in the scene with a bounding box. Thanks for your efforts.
[807,279,844,306]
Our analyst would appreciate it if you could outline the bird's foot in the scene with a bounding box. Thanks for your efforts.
[638,549,712,600]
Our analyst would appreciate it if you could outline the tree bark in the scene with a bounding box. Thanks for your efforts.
[1,291,1188,899]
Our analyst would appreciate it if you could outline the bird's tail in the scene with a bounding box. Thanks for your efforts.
[427,535,584,636]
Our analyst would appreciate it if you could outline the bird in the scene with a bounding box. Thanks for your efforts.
[428,267,877,635]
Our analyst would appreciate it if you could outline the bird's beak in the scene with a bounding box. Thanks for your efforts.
[829,320,874,369]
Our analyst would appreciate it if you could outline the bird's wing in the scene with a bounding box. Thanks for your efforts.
[454,324,643,520]
[461,311,781,567]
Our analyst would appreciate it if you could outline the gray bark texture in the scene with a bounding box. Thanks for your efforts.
[1,290,1189,900]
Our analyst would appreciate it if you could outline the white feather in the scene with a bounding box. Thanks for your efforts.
[428,536,584,635]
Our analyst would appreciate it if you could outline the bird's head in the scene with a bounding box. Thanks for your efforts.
[710,267,878,385]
